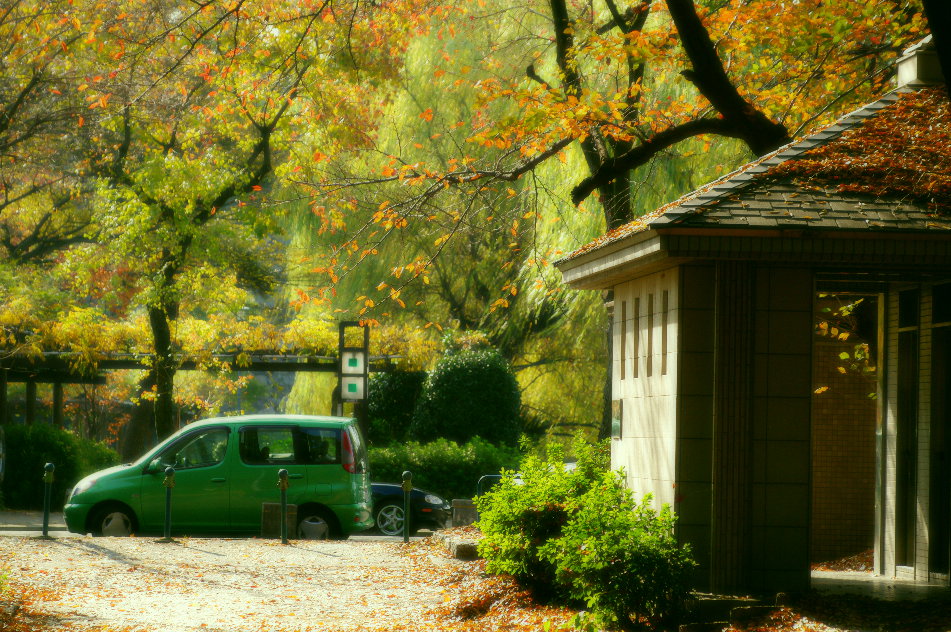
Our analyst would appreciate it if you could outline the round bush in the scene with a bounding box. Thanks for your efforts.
[410,348,521,445]
[367,370,426,444]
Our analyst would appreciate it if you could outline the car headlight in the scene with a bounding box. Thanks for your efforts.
[70,478,97,499]
[423,494,444,505]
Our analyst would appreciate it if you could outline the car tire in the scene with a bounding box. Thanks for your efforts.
[297,508,345,540]
[375,501,410,537]
[89,504,136,537]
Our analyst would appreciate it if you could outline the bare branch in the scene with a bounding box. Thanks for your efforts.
[571,117,739,205]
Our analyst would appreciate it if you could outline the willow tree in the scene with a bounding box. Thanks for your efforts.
[295,0,927,435]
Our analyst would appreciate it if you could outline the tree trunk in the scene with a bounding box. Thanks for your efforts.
[923,0,951,86]
[119,379,157,461]
[148,305,178,440]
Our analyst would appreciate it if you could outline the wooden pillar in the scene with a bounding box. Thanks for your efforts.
[25,380,37,425]
[53,382,65,427]
[710,261,755,593]
[0,369,7,425]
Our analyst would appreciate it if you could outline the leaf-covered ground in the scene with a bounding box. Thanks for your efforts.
[2,532,949,632]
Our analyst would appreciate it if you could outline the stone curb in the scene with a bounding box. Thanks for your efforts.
[433,532,481,561]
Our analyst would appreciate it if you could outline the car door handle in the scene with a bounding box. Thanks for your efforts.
[211,478,226,483]
[288,474,304,480]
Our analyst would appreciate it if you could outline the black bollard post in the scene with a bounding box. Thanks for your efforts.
[278,469,289,544]
[162,466,175,542]
[42,463,55,538]
[401,470,413,544]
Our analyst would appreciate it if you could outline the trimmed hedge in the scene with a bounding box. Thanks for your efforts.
[368,437,521,501]
[476,439,695,631]
[2,424,120,510]
[410,348,521,445]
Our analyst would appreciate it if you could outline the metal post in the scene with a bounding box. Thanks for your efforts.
[278,469,289,544]
[162,466,175,541]
[401,470,412,544]
[42,463,55,537]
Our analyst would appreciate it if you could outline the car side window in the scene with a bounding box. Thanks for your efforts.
[239,427,297,465]
[300,428,340,465]
[159,428,229,470]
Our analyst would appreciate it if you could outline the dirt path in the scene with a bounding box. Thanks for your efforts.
[1,535,462,631]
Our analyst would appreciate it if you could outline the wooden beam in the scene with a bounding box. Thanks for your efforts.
[4,371,106,385]
[53,383,64,427]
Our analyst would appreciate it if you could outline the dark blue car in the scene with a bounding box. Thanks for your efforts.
[371,482,451,536]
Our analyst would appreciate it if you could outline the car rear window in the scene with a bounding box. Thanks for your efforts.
[300,427,341,465]
[239,425,345,466]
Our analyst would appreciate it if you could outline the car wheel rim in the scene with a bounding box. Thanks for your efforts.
[101,512,132,537]
[377,505,404,536]
[298,515,330,540]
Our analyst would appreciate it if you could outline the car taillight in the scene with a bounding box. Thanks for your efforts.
[342,430,356,473]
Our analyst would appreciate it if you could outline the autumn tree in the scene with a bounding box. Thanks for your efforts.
[296,0,927,435]
[0,0,433,448]
[0,1,96,266]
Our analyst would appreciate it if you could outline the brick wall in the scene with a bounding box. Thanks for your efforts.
[811,340,877,563]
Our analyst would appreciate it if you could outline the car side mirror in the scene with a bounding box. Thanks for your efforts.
[146,458,164,474]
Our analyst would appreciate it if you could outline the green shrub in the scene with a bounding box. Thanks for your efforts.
[74,434,123,474]
[368,437,521,501]
[476,439,694,630]
[410,348,521,445]
[367,370,426,444]
[544,485,694,630]
[475,439,607,598]
[2,424,120,510]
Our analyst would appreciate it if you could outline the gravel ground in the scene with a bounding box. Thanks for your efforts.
[1,535,462,631]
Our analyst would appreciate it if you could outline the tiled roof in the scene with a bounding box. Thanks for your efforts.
[563,86,951,262]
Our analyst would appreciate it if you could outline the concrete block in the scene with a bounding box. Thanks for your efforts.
[452,499,478,527]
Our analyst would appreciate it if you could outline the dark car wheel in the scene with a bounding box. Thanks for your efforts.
[375,501,408,537]
[297,512,330,539]
[89,504,136,537]
[297,508,347,540]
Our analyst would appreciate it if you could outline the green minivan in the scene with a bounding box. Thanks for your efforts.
[64,415,374,538]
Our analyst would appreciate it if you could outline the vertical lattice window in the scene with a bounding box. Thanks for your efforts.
[662,290,669,376]
[620,301,627,380]
[647,293,654,377]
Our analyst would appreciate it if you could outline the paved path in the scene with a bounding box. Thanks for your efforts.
[0,510,70,536]
[2,534,459,632]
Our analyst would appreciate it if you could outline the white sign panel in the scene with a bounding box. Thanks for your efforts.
[341,376,365,400]
[341,351,366,375]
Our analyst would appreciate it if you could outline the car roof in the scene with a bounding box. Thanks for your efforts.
[184,414,357,430]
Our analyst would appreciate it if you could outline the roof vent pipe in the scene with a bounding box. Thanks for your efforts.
[896,35,945,88]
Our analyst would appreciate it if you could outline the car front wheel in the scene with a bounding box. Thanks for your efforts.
[375,501,408,537]
[89,504,136,537]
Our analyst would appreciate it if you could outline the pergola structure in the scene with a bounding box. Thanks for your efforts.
[0,350,392,427]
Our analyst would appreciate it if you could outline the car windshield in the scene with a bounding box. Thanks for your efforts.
[153,427,229,470]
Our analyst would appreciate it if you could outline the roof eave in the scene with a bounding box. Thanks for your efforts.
[556,229,668,289]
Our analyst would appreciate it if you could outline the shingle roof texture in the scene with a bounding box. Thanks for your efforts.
[565,86,951,261]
